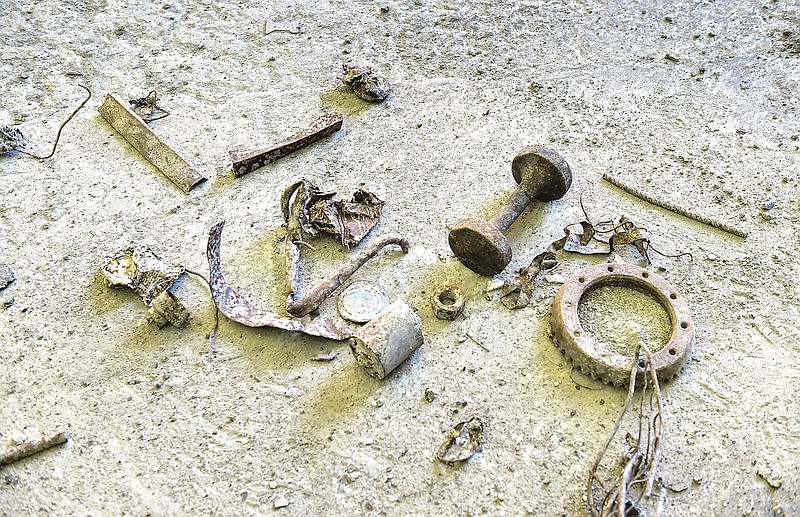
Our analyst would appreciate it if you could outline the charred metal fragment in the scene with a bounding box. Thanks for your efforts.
[0,126,25,155]
[299,187,385,248]
[499,244,558,310]
[229,113,343,177]
[129,91,169,123]
[285,180,384,248]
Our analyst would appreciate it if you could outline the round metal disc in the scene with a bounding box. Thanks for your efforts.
[337,281,391,323]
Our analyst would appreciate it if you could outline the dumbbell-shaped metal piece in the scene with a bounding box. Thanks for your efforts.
[448,145,572,276]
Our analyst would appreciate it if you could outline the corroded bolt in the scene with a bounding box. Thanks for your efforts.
[448,145,572,276]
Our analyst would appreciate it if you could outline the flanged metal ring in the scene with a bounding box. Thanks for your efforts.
[550,263,694,387]
[431,285,465,321]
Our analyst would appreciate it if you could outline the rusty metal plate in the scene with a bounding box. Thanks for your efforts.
[550,263,694,387]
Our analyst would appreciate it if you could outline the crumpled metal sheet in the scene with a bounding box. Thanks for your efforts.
[0,126,25,155]
[206,221,354,340]
[102,246,184,305]
[293,181,384,248]
[557,221,609,255]
[609,216,651,263]
[340,63,393,102]
[436,417,484,464]
[498,215,656,310]
[101,246,189,327]
[500,244,559,310]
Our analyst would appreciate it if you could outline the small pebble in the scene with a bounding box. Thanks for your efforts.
[544,273,565,284]
[763,200,777,210]
[273,496,290,509]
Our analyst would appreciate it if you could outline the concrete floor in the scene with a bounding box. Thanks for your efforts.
[1,0,799,515]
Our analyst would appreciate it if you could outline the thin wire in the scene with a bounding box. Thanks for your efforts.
[17,85,92,160]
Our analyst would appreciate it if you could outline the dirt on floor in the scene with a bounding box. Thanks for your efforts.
[1,0,799,515]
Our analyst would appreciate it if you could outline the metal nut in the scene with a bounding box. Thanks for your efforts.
[431,286,465,320]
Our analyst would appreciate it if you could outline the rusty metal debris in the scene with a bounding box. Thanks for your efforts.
[283,179,384,248]
[287,233,407,318]
[280,179,405,318]
[550,263,694,387]
[206,221,354,340]
[99,92,206,194]
[497,204,692,310]
[0,431,69,467]
[339,63,393,102]
[588,344,666,516]
[337,281,391,323]
[603,172,748,239]
[556,216,653,262]
[499,244,558,310]
[449,145,572,276]
[229,113,343,177]
[0,262,14,290]
[0,126,25,155]
[436,417,483,464]
[431,285,465,320]
[101,246,189,327]
[349,300,423,379]
[129,91,169,123]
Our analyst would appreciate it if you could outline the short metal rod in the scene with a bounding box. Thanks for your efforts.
[488,187,532,233]
[287,234,409,317]
[0,431,69,466]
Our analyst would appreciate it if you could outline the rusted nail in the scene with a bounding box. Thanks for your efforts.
[286,233,409,317]
[448,145,572,276]
[229,113,343,177]
[349,300,423,379]
[98,93,206,194]
[0,431,69,467]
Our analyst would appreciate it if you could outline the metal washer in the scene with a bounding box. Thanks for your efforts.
[337,281,391,323]
[550,263,695,387]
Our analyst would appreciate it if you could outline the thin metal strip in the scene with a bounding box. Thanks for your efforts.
[98,93,206,194]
